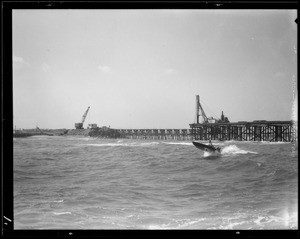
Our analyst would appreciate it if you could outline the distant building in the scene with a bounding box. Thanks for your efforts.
[88,124,98,129]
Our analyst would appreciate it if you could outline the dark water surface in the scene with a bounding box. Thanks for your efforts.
[14,136,298,229]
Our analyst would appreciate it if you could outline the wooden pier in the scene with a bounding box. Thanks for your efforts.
[117,121,295,142]
[117,129,193,140]
[190,120,295,142]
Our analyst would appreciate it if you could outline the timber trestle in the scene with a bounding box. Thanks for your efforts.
[117,121,295,142]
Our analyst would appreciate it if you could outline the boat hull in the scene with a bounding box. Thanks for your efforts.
[192,141,220,152]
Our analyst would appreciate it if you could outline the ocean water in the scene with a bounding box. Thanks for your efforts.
[13,136,298,229]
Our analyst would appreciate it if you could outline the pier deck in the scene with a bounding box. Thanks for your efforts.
[190,121,295,142]
[117,121,296,142]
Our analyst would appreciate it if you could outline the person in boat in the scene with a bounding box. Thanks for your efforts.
[209,140,221,152]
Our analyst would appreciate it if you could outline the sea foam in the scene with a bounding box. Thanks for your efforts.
[221,145,258,155]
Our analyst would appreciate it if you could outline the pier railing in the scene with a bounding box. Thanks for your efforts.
[117,121,296,142]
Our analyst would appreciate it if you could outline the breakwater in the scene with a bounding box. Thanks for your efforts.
[66,127,122,138]
[13,128,68,137]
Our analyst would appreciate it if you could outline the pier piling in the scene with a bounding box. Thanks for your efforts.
[117,121,294,142]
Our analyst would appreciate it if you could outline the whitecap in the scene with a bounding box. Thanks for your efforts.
[203,151,221,158]
[53,212,72,215]
[140,142,160,146]
[83,143,124,147]
[176,218,206,228]
[162,142,193,146]
[83,142,159,147]
[260,141,290,144]
[221,145,258,155]
[219,221,245,229]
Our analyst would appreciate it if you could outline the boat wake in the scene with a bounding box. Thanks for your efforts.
[203,151,221,159]
[221,145,258,155]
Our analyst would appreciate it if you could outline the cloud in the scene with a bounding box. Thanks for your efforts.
[165,68,176,75]
[42,63,50,72]
[98,65,111,73]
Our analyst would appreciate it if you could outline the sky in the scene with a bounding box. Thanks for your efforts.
[13,10,297,129]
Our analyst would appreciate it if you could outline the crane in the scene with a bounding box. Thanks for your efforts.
[75,106,90,129]
[195,95,230,124]
[195,95,208,123]
[36,126,44,134]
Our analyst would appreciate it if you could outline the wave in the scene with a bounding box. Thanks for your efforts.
[29,200,65,208]
[145,212,296,229]
[218,140,290,146]
[207,212,297,229]
[146,217,206,229]
[81,137,96,141]
[203,151,221,159]
[252,214,297,229]
[33,199,64,204]
[53,211,72,215]
[162,142,193,146]
[221,145,258,155]
[140,142,160,146]
[32,157,56,161]
[64,136,92,141]
[83,142,160,147]
[260,141,290,145]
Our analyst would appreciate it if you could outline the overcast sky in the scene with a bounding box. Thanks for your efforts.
[13,10,297,129]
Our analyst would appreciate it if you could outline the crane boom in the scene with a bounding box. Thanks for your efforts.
[75,106,90,129]
[195,95,230,124]
[36,126,44,134]
[196,95,208,123]
[198,100,208,123]
[81,106,90,124]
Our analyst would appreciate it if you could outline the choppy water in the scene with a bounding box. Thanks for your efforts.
[13,136,298,229]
